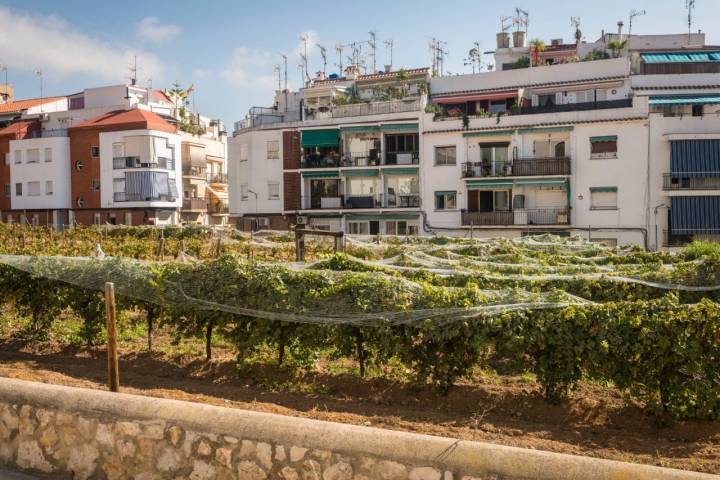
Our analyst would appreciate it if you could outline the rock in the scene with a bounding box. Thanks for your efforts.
[35,409,54,428]
[55,411,74,426]
[311,449,332,461]
[216,447,233,469]
[323,462,353,480]
[169,426,184,446]
[18,406,36,436]
[134,474,161,480]
[67,444,100,480]
[16,439,54,473]
[409,467,441,480]
[116,439,137,459]
[0,442,14,463]
[444,473,453,480]
[275,445,287,462]
[375,461,408,480]
[0,404,19,429]
[183,431,199,457]
[352,476,371,480]
[190,460,217,480]
[96,423,114,447]
[256,442,273,469]
[157,447,183,472]
[102,462,127,480]
[76,417,95,439]
[290,446,307,462]
[224,436,239,444]
[115,421,141,437]
[197,440,213,456]
[237,461,267,480]
[137,437,155,458]
[300,459,322,480]
[0,421,10,441]
[38,426,59,450]
[143,422,166,440]
[279,466,299,480]
[239,440,256,460]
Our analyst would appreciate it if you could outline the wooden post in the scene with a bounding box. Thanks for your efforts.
[295,232,305,262]
[334,234,344,253]
[104,282,120,393]
[215,238,222,258]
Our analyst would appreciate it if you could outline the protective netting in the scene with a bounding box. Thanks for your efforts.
[0,234,716,326]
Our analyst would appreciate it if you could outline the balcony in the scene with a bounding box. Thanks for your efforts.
[182,197,208,212]
[462,209,570,226]
[113,156,175,170]
[26,129,68,139]
[114,192,177,202]
[343,151,382,167]
[301,154,342,169]
[386,193,420,208]
[306,98,423,120]
[462,158,571,178]
[210,203,229,214]
[663,230,692,248]
[183,166,207,178]
[663,173,720,191]
[384,151,419,166]
[518,99,633,115]
[207,172,228,184]
[301,196,345,210]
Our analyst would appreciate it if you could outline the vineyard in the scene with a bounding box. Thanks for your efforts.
[1,223,720,424]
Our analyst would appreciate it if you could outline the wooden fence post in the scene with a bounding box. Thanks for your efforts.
[104,282,120,393]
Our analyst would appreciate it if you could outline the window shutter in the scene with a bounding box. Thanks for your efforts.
[531,95,539,107]
[555,92,564,105]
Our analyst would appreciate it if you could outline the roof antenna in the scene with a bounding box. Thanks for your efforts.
[317,44,327,75]
[629,9,646,37]
[368,31,377,73]
[129,55,138,86]
[335,42,345,74]
[571,17,582,44]
[384,39,394,71]
[686,0,696,44]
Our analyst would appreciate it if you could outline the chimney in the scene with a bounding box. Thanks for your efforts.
[617,21,624,37]
[384,65,391,73]
[512,31,527,48]
[496,32,511,49]
[315,71,326,81]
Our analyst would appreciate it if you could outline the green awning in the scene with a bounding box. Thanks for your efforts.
[518,126,574,134]
[302,171,339,178]
[641,52,720,63]
[649,95,720,106]
[590,135,618,143]
[514,178,568,187]
[346,213,419,221]
[463,129,515,138]
[590,186,618,193]
[380,123,418,133]
[434,191,456,196]
[342,169,379,177]
[301,129,340,148]
[382,167,419,176]
[340,125,381,134]
[466,180,514,190]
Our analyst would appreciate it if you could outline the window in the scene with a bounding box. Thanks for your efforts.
[385,221,417,236]
[26,149,39,164]
[108,214,117,226]
[240,183,249,201]
[44,148,52,163]
[590,137,618,159]
[5,214,12,223]
[435,191,457,210]
[45,181,53,195]
[590,187,618,210]
[14,150,21,164]
[112,143,124,159]
[489,99,508,113]
[27,181,41,196]
[15,183,22,196]
[480,143,509,166]
[93,213,101,226]
[348,222,369,235]
[239,144,249,161]
[113,178,125,193]
[435,146,456,166]
[693,104,704,117]
[91,180,101,192]
[268,182,280,200]
[267,140,280,159]
[125,212,133,226]
[3,184,9,197]
[90,146,100,158]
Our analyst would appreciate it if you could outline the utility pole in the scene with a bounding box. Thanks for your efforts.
[369,31,377,73]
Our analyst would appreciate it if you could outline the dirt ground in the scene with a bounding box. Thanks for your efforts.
[0,340,718,475]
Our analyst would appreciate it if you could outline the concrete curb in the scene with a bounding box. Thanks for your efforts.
[0,377,716,480]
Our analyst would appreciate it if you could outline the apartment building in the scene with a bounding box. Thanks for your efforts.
[229,28,720,249]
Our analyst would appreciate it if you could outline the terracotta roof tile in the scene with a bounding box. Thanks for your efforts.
[70,108,176,133]
[0,96,66,114]
[0,119,41,139]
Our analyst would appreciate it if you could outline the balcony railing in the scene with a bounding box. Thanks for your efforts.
[301,196,345,210]
[113,156,175,170]
[25,129,68,139]
[210,203,229,214]
[384,151,419,166]
[183,166,207,177]
[306,98,423,120]
[663,173,720,190]
[207,172,228,184]
[182,197,208,211]
[343,152,382,167]
[462,209,570,226]
[386,193,421,208]
[345,195,383,209]
[301,154,342,169]
[462,157,571,178]
[518,99,633,115]
[114,192,177,202]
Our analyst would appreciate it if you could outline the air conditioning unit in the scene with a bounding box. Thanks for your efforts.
[256,217,270,229]
[296,215,308,225]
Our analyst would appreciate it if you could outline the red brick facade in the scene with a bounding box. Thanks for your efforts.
[283,172,300,211]
[282,130,300,170]
[68,128,102,210]
[0,137,10,211]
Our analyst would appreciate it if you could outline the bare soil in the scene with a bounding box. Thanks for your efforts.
[0,340,718,474]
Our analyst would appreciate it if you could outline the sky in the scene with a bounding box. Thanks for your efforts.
[0,0,718,127]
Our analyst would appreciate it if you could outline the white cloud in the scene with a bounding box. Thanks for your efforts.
[220,47,278,90]
[0,7,165,82]
[136,17,181,43]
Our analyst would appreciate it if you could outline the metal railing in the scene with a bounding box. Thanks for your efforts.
[207,172,228,184]
[301,195,345,210]
[386,193,421,208]
[114,192,177,202]
[113,157,175,170]
[663,230,692,247]
[663,173,720,190]
[182,197,208,211]
[343,152,382,167]
[462,157,571,178]
[384,151,419,165]
[345,194,383,209]
[306,98,423,120]
[183,166,207,177]
[518,99,633,115]
[462,208,570,226]
[26,128,68,139]
[210,203,229,214]
[301,154,342,169]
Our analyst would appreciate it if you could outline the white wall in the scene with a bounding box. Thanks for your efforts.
[24,98,68,116]
[99,129,182,209]
[228,129,284,216]
[9,137,71,210]
[420,131,465,228]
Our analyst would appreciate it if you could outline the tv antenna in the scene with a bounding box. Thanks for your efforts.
[628,9,646,37]
[514,8,529,33]
[335,42,345,73]
[299,33,311,78]
[368,30,378,73]
[571,17,582,44]
[686,0,696,42]
[384,39,394,70]
[274,65,282,90]
[128,55,139,85]
[501,15,514,33]
[428,38,449,76]
[317,44,327,75]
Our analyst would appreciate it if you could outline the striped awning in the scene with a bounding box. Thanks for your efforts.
[340,125,381,134]
[671,196,720,234]
[590,136,618,143]
[302,171,339,178]
[346,213,419,221]
[590,186,618,193]
[642,52,720,63]
[342,169,379,177]
[433,91,517,104]
[515,178,567,187]
[301,129,340,148]
[518,126,574,134]
[466,180,514,190]
[650,96,720,106]
[671,140,720,178]
[382,167,419,176]
[463,130,515,138]
[381,123,418,133]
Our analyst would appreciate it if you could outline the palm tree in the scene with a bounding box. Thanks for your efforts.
[529,38,546,66]
[607,39,628,58]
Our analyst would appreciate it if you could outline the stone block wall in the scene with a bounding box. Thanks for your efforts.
[0,378,714,480]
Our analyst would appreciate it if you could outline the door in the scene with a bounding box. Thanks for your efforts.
[467,190,479,212]
[369,221,380,235]
[479,191,494,212]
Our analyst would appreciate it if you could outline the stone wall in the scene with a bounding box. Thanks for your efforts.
[0,378,715,480]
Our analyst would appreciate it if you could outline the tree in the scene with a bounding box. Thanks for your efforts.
[529,39,546,66]
[607,40,628,58]
[464,42,482,73]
